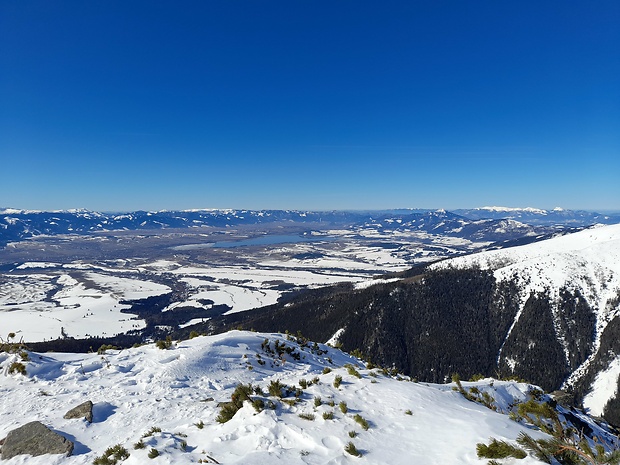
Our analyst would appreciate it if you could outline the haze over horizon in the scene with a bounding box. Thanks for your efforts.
[1,1,618,212]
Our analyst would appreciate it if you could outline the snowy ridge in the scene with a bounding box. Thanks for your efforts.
[478,206,548,214]
[2,330,602,464]
[431,224,620,413]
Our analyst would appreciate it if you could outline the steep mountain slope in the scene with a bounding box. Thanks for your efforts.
[0,331,615,464]
[432,224,620,421]
[220,224,620,425]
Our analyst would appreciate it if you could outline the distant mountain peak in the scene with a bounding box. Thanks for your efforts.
[478,206,547,214]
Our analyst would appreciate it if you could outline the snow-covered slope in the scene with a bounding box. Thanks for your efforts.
[432,224,620,414]
[0,331,595,465]
[434,224,620,332]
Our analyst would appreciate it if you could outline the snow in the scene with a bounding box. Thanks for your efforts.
[326,329,344,346]
[0,331,552,464]
[432,223,620,399]
[478,206,548,214]
[0,272,170,342]
[584,355,620,416]
[354,278,400,290]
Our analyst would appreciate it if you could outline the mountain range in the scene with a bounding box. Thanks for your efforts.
[2,207,618,249]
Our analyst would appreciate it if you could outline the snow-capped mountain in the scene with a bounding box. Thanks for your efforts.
[0,331,615,464]
[454,206,620,226]
[221,224,620,426]
[1,207,607,249]
[431,223,620,419]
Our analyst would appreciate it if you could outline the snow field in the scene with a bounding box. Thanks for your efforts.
[0,271,170,341]
[0,331,554,464]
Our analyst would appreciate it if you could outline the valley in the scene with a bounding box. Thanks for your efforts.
[2,207,620,433]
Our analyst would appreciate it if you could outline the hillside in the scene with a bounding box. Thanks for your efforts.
[0,331,616,464]
[219,224,620,425]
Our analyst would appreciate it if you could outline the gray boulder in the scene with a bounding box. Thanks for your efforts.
[64,400,93,423]
[0,421,74,459]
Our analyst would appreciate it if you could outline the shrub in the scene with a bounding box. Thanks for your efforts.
[133,440,146,450]
[314,396,322,407]
[148,448,159,459]
[345,441,361,457]
[322,367,332,374]
[476,439,527,459]
[298,413,315,421]
[252,398,265,412]
[322,411,334,420]
[97,344,118,355]
[339,401,348,414]
[194,420,204,429]
[189,331,199,339]
[216,383,254,423]
[155,336,173,350]
[299,378,308,389]
[348,431,357,438]
[353,414,369,430]
[333,375,342,388]
[268,379,286,398]
[142,426,162,438]
[8,362,26,375]
[346,364,362,379]
[405,409,412,415]
[93,444,130,465]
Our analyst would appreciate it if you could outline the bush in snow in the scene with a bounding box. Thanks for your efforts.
[268,379,288,398]
[476,438,526,460]
[345,441,361,457]
[8,361,26,375]
[155,336,173,350]
[353,414,369,430]
[216,383,256,423]
[345,364,362,379]
[93,444,130,465]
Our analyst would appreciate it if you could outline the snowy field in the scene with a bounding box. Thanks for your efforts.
[0,272,169,342]
[0,230,442,342]
[0,330,593,464]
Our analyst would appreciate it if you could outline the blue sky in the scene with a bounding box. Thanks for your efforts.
[1,1,618,212]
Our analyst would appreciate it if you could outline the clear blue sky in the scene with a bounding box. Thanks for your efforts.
[1,1,618,212]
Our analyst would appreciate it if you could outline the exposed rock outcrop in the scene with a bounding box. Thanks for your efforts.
[64,400,93,423]
[0,421,74,459]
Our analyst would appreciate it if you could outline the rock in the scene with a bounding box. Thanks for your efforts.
[64,400,93,423]
[0,421,74,459]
